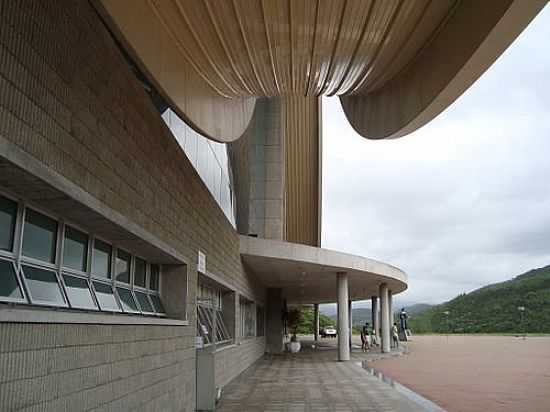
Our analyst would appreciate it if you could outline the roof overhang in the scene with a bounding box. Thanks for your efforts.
[96,0,546,142]
[240,235,407,304]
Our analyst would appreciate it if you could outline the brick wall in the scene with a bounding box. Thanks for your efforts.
[0,1,265,411]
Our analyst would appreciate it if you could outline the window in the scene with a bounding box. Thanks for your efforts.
[22,209,57,263]
[115,249,131,284]
[92,239,111,278]
[63,274,97,310]
[135,290,154,313]
[240,299,255,338]
[22,265,66,306]
[196,281,231,345]
[150,294,165,314]
[134,257,146,288]
[0,195,17,252]
[93,281,121,312]
[150,264,160,290]
[0,259,24,301]
[117,287,139,313]
[0,193,169,317]
[63,226,88,272]
[256,306,265,337]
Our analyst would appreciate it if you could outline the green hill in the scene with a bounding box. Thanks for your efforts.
[327,304,433,327]
[409,265,550,334]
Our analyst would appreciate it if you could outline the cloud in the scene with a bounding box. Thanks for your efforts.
[322,5,550,305]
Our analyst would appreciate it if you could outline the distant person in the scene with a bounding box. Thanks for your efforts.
[399,308,409,332]
[392,323,400,348]
[361,322,371,352]
[371,327,378,347]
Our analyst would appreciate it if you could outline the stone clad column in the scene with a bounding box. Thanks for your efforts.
[313,303,320,341]
[266,288,284,354]
[379,283,390,353]
[337,272,350,361]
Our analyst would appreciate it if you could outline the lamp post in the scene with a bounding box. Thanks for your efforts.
[517,306,526,340]
[443,311,450,341]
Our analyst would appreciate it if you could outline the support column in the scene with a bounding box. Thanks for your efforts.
[337,272,350,361]
[388,290,393,328]
[313,303,320,341]
[371,296,379,344]
[266,288,284,354]
[379,283,390,353]
[388,290,393,348]
[349,300,353,349]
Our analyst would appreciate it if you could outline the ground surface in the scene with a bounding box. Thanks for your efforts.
[369,335,550,412]
[216,338,427,412]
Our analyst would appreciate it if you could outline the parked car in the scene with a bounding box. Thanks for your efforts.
[320,326,337,338]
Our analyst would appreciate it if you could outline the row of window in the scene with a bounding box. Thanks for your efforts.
[196,282,266,346]
[0,193,165,315]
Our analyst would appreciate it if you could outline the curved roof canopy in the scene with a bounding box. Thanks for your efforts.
[240,236,407,304]
[98,0,546,141]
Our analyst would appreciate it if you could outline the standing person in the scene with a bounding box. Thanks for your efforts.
[392,322,399,348]
[361,322,370,352]
[371,326,378,347]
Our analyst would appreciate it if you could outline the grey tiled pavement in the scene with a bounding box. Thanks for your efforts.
[216,338,427,412]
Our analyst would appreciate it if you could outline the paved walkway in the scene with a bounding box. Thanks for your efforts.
[216,338,429,412]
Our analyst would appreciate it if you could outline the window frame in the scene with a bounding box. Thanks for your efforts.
[0,190,169,318]
[0,257,27,304]
[20,261,69,308]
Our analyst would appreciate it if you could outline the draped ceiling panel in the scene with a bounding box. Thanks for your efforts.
[98,0,545,141]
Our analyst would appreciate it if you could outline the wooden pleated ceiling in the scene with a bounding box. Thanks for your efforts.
[147,0,456,98]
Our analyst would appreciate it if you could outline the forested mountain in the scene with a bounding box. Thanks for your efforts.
[409,265,550,333]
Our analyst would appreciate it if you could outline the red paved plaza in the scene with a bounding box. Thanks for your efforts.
[369,335,550,412]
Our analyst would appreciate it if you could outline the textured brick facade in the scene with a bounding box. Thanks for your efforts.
[0,1,265,411]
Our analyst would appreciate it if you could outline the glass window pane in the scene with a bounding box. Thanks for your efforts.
[0,260,23,299]
[22,265,65,304]
[134,258,146,288]
[0,195,17,252]
[115,250,130,284]
[63,274,97,310]
[63,226,88,272]
[135,290,153,313]
[150,294,165,314]
[92,282,120,311]
[150,264,159,291]
[117,287,138,312]
[92,239,111,278]
[22,209,57,263]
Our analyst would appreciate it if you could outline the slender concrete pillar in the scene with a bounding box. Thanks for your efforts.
[371,296,379,342]
[388,290,393,348]
[379,283,390,353]
[337,272,350,361]
[313,303,320,341]
[349,299,353,349]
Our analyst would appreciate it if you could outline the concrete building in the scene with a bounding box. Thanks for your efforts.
[0,1,545,411]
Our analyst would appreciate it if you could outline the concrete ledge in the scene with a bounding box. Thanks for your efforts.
[0,305,189,326]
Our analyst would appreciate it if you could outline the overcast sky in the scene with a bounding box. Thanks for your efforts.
[322,5,550,306]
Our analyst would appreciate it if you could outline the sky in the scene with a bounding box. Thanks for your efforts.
[321,5,550,307]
